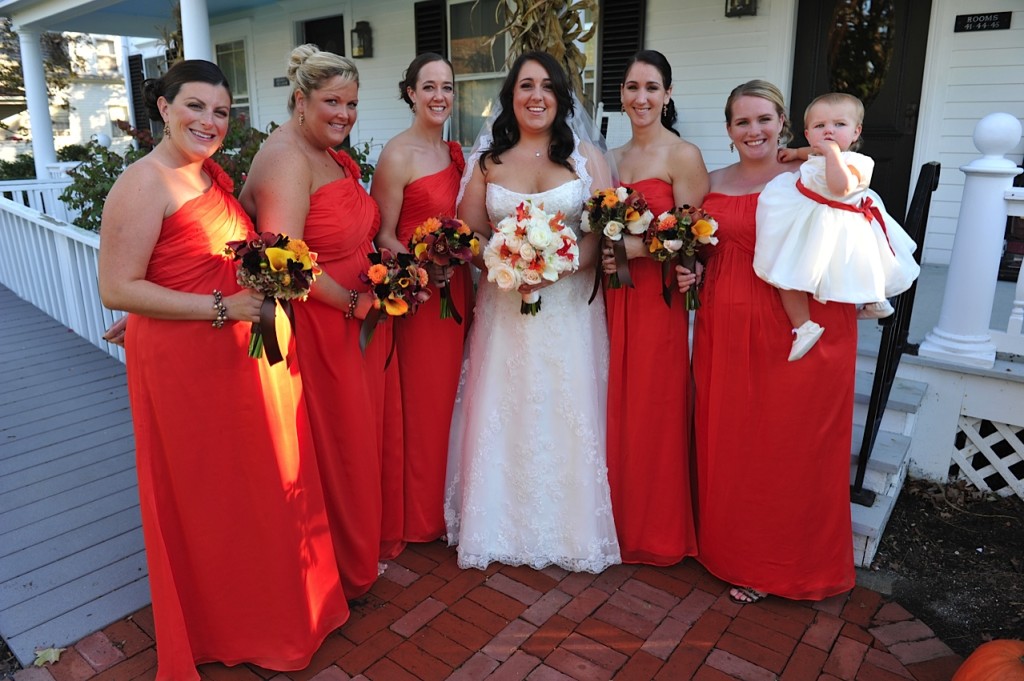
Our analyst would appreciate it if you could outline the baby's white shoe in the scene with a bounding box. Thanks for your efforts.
[789,320,824,361]
[858,300,895,319]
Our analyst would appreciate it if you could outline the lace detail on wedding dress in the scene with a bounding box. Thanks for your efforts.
[444,173,620,574]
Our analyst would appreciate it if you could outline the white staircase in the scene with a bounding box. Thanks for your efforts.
[849,370,927,567]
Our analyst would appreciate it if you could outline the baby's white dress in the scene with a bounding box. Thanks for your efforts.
[753,151,919,303]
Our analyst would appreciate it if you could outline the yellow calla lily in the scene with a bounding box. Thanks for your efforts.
[265,247,292,272]
[383,296,409,316]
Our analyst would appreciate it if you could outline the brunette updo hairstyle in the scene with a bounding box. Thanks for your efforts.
[287,43,359,113]
[398,52,453,110]
[142,59,231,121]
[482,51,575,173]
[622,50,679,136]
[724,79,793,146]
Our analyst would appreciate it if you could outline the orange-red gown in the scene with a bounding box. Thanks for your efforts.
[693,192,856,600]
[293,150,404,599]
[604,178,698,566]
[393,141,473,542]
[125,160,349,680]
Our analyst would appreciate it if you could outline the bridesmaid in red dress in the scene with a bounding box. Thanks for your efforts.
[372,53,472,544]
[682,80,856,603]
[98,60,349,680]
[239,45,402,600]
[602,51,708,565]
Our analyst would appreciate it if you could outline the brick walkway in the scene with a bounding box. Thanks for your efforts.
[12,541,963,681]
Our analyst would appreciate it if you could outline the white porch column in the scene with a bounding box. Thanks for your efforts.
[919,113,1023,369]
[180,0,212,61]
[17,27,58,179]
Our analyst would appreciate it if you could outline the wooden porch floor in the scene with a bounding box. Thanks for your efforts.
[0,284,148,665]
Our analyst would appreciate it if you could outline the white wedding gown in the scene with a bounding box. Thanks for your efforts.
[444,153,621,573]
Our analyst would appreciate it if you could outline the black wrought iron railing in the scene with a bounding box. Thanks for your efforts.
[851,161,941,507]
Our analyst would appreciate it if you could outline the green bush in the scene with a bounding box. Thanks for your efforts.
[56,144,92,162]
[0,153,35,180]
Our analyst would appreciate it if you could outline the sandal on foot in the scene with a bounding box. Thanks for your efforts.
[728,586,767,604]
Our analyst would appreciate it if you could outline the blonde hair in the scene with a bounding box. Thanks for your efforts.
[724,79,793,146]
[287,43,359,113]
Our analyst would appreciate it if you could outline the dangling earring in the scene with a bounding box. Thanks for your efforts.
[299,112,305,127]
[662,103,668,117]
[412,103,417,114]
[163,120,171,139]
[729,142,735,153]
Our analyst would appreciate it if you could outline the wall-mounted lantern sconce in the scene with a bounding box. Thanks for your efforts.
[351,21,373,58]
[725,0,756,17]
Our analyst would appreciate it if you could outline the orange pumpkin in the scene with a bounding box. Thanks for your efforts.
[952,639,1024,681]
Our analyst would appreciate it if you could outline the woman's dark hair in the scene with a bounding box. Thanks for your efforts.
[142,60,231,121]
[622,50,679,136]
[398,52,453,109]
[482,51,575,173]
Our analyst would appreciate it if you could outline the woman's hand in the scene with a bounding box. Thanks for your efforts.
[353,291,375,321]
[102,316,128,346]
[429,263,452,288]
[601,235,647,273]
[518,275,559,296]
[675,262,702,294]
[225,289,265,323]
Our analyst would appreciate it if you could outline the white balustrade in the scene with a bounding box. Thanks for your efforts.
[919,112,1023,368]
[0,196,124,363]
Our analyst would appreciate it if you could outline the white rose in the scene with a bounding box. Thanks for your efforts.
[519,243,537,261]
[615,186,628,202]
[526,225,553,250]
[487,262,521,291]
[521,268,543,285]
[580,211,591,233]
[663,239,684,253]
[627,209,655,235]
[505,234,524,252]
[496,216,517,235]
[603,220,624,241]
[542,261,560,281]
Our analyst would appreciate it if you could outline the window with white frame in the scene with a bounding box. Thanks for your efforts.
[215,39,250,124]
[449,0,504,147]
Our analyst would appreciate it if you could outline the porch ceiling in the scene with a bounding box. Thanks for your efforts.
[0,0,279,38]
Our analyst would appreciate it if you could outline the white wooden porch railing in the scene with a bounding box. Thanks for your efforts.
[919,112,1024,368]
[0,178,80,225]
[0,195,124,363]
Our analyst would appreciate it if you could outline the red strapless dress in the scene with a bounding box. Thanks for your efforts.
[393,142,473,542]
[603,178,698,566]
[693,192,856,600]
[124,160,349,680]
[293,150,403,599]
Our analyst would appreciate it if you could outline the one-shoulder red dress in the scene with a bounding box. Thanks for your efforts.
[293,150,403,599]
[393,141,473,542]
[125,160,349,680]
[693,192,856,600]
[604,178,698,566]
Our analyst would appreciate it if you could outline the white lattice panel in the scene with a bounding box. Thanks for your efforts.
[950,416,1024,500]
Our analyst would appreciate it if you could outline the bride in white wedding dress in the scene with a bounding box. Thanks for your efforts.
[444,52,621,573]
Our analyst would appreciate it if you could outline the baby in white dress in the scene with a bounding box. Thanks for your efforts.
[753,93,920,361]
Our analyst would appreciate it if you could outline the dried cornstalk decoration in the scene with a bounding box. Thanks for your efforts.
[485,0,599,105]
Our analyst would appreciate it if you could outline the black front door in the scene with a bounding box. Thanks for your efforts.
[789,0,932,221]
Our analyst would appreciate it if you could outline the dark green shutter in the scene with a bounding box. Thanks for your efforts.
[598,0,646,109]
[414,0,448,58]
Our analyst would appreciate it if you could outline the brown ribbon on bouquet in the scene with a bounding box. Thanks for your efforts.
[256,296,296,366]
[587,238,635,304]
[358,308,398,369]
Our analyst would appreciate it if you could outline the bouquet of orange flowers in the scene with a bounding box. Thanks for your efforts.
[408,216,480,323]
[225,231,319,363]
[644,205,718,310]
[358,248,431,353]
[483,200,579,315]
[581,186,654,290]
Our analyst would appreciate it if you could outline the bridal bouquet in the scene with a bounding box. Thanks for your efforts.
[408,216,480,323]
[581,186,654,289]
[225,231,320,364]
[483,200,579,315]
[644,205,718,310]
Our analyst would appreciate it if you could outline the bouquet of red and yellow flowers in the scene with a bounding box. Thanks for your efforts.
[225,231,319,363]
[644,205,718,310]
[358,248,431,353]
[581,186,654,290]
[408,216,480,323]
